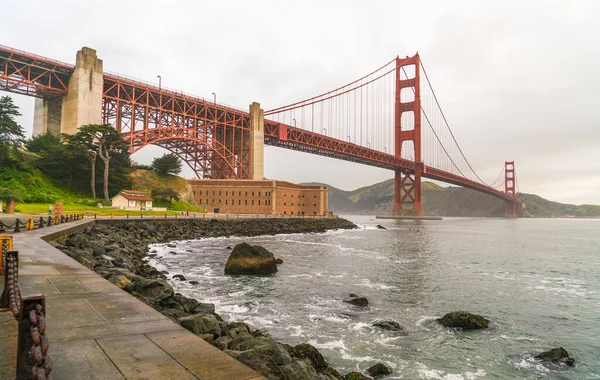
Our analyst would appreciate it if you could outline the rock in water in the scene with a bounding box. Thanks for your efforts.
[172,274,187,281]
[437,311,489,329]
[376,224,387,230]
[275,258,284,264]
[344,294,369,307]
[535,347,575,366]
[290,343,328,371]
[224,243,278,275]
[372,320,407,335]
[366,362,393,377]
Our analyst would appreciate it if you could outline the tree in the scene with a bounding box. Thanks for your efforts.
[25,131,62,154]
[151,153,182,176]
[0,96,25,164]
[70,124,128,201]
[151,187,180,208]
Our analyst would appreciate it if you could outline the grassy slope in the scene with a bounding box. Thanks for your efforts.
[2,165,204,214]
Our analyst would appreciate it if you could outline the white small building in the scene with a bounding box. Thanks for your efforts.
[111,190,153,210]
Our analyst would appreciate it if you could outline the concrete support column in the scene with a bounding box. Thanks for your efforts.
[249,102,265,180]
[61,47,104,135]
[32,97,63,136]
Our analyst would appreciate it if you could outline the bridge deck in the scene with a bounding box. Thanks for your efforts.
[2,221,264,380]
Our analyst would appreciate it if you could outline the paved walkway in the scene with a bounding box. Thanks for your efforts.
[1,220,265,380]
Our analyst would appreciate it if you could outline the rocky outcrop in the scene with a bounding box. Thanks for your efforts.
[224,243,278,275]
[54,218,357,380]
[437,311,489,329]
[535,347,575,366]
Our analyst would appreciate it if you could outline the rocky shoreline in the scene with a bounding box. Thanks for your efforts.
[52,218,362,380]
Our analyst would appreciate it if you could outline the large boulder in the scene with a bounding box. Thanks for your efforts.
[535,347,575,366]
[133,278,174,306]
[178,313,222,337]
[224,243,278,275]
[290,343,328,371]
[437,311,489,329]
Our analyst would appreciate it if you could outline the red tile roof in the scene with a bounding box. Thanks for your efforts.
[118,190,153,201]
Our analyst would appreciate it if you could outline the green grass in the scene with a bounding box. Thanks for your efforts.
[14,199,205,215]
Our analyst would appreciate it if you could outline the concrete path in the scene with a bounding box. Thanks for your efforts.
[1,220,265,380]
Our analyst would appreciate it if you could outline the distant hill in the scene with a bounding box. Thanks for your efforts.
[303,179,600,218]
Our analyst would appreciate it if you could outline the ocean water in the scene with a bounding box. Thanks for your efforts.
[147,216,600,379]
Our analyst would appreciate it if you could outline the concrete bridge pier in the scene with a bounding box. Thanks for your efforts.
[33,47,103,136]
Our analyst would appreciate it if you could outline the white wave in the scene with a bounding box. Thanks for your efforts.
[360,279,394,290]
[418,366,486,380]
[307,339,347,351]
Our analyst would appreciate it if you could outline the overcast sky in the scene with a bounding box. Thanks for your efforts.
[3,0,600,205]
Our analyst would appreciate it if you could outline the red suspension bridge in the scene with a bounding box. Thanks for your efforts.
[0,44,518,217]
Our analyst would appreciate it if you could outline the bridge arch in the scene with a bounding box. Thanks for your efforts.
[125,132,249,179]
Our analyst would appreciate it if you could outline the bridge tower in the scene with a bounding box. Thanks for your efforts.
[504,161,517,218]
[394,54,424,216]
[33,47,103,136]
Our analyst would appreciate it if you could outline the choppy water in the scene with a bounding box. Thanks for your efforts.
[148,216,600,379]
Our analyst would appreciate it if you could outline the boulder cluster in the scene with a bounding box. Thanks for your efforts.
[53,218,365,379]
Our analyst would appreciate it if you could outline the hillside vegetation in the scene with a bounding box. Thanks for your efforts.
[309,179,600,218]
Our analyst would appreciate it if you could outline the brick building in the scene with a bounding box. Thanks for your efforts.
[188,179,328,216]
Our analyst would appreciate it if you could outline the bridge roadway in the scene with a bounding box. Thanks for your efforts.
[0,220,265,380]
[0,44,512,203]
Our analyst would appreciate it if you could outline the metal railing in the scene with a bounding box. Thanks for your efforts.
[1,236,52,379]
[0,214,85,234]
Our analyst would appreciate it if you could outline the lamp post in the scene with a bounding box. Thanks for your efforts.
[157,75,161,90]
[323,128,327,136]
[293,118,296,127]
[212,92,216,104]
[347,136,351,143]
[367,141,370,148]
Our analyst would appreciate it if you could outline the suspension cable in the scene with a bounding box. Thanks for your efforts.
[419,58,487,184]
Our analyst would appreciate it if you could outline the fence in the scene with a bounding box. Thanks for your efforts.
[0,214,85,234]
[90,212,336,220]
[1,235,52,379]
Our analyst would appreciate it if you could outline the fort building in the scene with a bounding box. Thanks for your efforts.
[188,179,328,216]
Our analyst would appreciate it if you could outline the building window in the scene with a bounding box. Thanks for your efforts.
[219,191,222,196]
[291,203,294,206]
[284,203,286,206]
[225,199,228,205]
[212,191,215,196]
[212,199,215,204]
[245,191,248,196]
[252,191,254,196]
[226,191,228,196]
[313,204,316,207]
[252,200,254,205]
[206,191,208,196]
[314,195,317,198]
[232,199,234,205]
[239,191,241,196]
[291,211,294,215]
[245,200,248,205]
[284,211,286,215]
[238,200,241,205]
[193,191,195,196]
[284,194,287,197]
[259,191,261,196]
[258,200,261,205]
[291,195,294,198]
